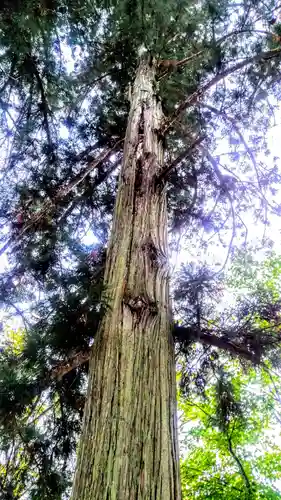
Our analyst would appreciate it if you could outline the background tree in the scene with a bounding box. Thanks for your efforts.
[1,0,281,498]
[178,252,281,499]
[179,362,281,499]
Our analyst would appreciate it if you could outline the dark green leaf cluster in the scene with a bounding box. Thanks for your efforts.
[0,0,280,497]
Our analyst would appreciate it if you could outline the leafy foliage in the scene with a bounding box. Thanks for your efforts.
[179,362,281,499]
[0,0,281,497]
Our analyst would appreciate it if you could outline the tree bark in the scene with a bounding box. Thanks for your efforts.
[70,56,181,499]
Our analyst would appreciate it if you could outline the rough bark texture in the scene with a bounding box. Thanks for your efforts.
[71,56,181,500]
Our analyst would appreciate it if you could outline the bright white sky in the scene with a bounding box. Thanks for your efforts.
[0,26,281,496]
[1,103,281,331]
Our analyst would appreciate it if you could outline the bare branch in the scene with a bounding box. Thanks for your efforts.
[159,29,275,81]
[40,326,259,393]
[30,56,53,150]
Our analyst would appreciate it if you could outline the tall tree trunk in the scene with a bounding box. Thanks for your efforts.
[71,55,181,500]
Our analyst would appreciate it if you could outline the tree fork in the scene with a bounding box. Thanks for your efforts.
[70,55,182,499]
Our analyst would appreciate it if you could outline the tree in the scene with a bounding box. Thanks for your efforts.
[70,55,181,499]
[1,0,281,498]
[178,252,281,498]
[179,361,281,499]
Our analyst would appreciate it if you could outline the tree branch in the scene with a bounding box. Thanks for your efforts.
[30,55,53,151]
[163,48,281,134]
[227,435,252,496]
[0,140,123,257]
[45,330,257,387]
[201,102,279,215]
[10,322,262,410]
[173,325,259,363]
[159,29,275,80]
[156,135,205,184]
[48,349,90,382]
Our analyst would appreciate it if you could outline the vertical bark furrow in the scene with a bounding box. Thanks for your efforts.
[71,56,181,500]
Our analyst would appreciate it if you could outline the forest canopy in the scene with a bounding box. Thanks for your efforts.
[0,0,281,498]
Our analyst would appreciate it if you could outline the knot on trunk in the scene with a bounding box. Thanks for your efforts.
[124,294,158,316]
[142,237,167,268]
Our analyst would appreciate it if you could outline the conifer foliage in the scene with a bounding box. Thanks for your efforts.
[0,0,281,498]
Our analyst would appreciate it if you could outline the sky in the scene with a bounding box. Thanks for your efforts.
[0,17,281,496]
[1,87,281,330]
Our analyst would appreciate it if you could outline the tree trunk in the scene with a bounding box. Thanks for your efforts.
[71,55,181,500]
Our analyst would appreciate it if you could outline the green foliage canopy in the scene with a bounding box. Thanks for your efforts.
[0,0,281,497]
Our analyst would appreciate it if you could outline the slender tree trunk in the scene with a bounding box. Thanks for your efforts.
[71,55,181,500]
